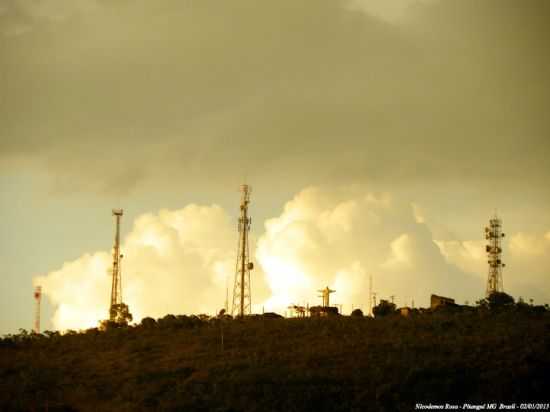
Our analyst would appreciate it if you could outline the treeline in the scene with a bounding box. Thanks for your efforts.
[0,294,549,412]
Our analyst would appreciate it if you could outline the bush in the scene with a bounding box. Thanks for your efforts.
[373,300,397,317]
[141,317,157,328]
[487,292,515,309]
[351,309,364,317]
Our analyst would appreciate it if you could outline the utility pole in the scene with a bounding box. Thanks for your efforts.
[34,286,42,333]
[369,274,373,316]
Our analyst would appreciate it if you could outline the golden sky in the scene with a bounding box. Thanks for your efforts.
[1,0,549,332]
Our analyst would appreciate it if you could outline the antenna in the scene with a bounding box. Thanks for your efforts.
[485,213,506,297]
[34,286,42,333]
[107,209,132,325]
[231,185,253,317]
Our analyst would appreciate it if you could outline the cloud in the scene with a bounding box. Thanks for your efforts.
[436,231,550,303]
[34,204,242,330]
[1,0,548,201]
[32,186,550,331]
[256,186,482,312]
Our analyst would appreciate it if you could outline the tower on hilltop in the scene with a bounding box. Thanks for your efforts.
[231,185,254,317]
[485,214,506,297]
[108,209,132,325]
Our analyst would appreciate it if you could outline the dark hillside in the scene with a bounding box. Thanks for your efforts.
[1,308,549,411]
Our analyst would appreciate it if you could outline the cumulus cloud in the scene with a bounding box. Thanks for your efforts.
[256,186,483,312]
[32,186,550,331]
[34,204,242,331]
[436,231,550,304]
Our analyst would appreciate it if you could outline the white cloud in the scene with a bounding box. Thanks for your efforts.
[436,232,550,304]
[33,189,550,332]
[256,186,481,312]
[34,204,239,331]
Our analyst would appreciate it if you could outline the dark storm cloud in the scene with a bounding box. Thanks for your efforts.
[0,0,549,194]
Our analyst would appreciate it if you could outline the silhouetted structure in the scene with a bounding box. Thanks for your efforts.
[309,306,339,317]
[231,185,254,317]
[485,214,506,297]
[108,209,132,324]
[318,286,335,307]
[33,286,42,333]
[310,286,339,316]
[288,305,307,318]
[369,274,373,316]
[430,294,455,309]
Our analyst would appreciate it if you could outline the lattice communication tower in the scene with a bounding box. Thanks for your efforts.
[231,185,254,316]
[485,214,506,297]
[108,209,132,324]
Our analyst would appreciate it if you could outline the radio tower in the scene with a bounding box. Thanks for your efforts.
[108,209,132,324]
[33,286,42,333]
[485,213,506,297]
[231,185,254,317]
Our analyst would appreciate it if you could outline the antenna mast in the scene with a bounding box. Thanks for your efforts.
[34,286,42,333]
[107,209,132,325]
[231,185,254,317]
[485,213,506,297]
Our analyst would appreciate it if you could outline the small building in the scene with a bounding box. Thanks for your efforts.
[430,294,455,309]
[309,305,339,317]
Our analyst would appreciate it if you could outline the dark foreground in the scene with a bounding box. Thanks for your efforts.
[1,307,549,412]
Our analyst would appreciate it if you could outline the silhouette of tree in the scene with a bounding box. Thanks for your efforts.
[351,308,364,317]
[373,300,396,317]
[487,292,514,309]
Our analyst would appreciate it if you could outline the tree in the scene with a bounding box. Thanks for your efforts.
[373,300,397,317]
[351,309,364,317]
[109,303,133,325]
[141,317,156,329]
[486,292,514,309]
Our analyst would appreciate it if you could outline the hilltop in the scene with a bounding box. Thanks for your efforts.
[0,305,549,412]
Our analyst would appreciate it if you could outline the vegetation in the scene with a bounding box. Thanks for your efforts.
[0,302,549,412]
[350,308,364,317]
[373,299,397,317]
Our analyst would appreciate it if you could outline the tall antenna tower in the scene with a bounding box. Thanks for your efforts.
[231,185,254,317]
[108,209,132,324]
[33,286,42,333]
[485,214,506,297]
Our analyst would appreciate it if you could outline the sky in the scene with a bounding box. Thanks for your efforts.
[1,0,549,334]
